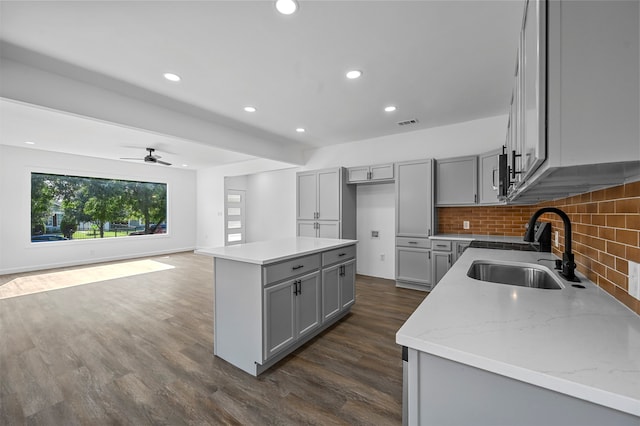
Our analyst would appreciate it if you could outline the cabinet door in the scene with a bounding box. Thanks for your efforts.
[432,251,452,285]
[396,247,432,285]
[317,169,340,220]
[478,149,502,205]
[454,241,471,263]
[297,172,317,220]
[297,221,317,238]
[340,259,356,309]
[295,273,321,338]
[436,156,478,205]
[347,166,370,183]
[521,0,546,179]
[317,221,340,239]
[321,265,341,321]
[264,280,296,359]
[396,160,433,238]
[370,164,394,181]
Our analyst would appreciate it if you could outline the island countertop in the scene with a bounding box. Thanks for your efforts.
[396,248,640,417]
[195,237,357,265]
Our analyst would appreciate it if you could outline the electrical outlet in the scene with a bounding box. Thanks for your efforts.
[371,230,379,238]
[463,221,470,230]
[554,231,559,247]
[629,261,640,301]
[380,254,385,261]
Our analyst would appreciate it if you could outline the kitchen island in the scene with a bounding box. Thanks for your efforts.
[196,237,357,376]
[397,248,640,425]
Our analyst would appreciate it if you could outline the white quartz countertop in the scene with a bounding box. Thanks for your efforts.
[430,234,526,243]
[396,248,640,417]
[195,237,357,265]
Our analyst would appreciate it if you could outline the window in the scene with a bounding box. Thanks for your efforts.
[31,173,167,242]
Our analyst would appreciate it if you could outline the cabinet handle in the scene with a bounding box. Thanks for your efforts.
[297,280,302,295]
[293,280,299,295]
[427,229,431,236]
[408,241,418,244]
[448,254,452,264]
[428,251,431,260]
[292,265,304,270]
[338,253,346,257]
[474,194,477,203]
[436,244,447,248]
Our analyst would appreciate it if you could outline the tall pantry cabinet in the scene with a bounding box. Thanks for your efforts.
[395,159,435,291]
[296,167,356,239]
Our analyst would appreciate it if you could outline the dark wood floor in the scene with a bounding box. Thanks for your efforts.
[0,252,426,425]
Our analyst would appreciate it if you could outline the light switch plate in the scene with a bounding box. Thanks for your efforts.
[628,261,640,301]
[463,221,470,230]
[371,230,379,238]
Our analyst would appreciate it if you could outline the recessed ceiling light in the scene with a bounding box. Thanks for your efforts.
[25,141,35,145]
[275,0,298,15]
[296,128,306,133]
[384,105,397,112]
[346,70,362,79]
[182,164,189,167]
[244,106,257,113]
[163,72,181,82]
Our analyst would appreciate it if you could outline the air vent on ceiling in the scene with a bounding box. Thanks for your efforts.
[397,119,419,127]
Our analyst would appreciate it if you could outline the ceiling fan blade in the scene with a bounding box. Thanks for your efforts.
[156,160,172,166]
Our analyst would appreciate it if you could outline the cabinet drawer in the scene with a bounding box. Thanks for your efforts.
[431,240,453,251]
[396,237,431,249]
[264,254,320,285]
[322,245,356,266]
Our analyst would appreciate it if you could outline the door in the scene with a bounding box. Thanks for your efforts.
[396,247,432,286]
[225,189,245,245]
[264,280,296,359]
[317,169,340,220]
[295,272,321,338]
[321,265,341,321]
[479,149,501,205]
[432,251,452,285]
[297,221,317,238]
[297,172,317,220]
[436,157,478,205]
[348,166,370,183]
[317,221,340,239]
[340,259,356,309]
[396,160,433,238]
[370,164,394,180]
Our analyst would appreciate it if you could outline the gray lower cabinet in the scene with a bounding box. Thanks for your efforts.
[396,245,433,291]
[432,250,452,286]
[432,239,472,285]
[321,258,355,321]
[264,271,320,359]
[212,243,357,376]
[406,348,639,426]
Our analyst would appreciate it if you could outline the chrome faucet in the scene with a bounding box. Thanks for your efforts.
[523,207,579,282]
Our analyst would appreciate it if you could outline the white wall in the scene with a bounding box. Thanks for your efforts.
[356,183,396,279]
[196,114,507,279]
[0,145,197,274]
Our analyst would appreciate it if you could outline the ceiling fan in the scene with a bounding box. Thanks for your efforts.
[121,148,171,166]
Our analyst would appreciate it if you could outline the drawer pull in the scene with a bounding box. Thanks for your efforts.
[338,253,346,257]
[408,241,418,244]
[436,244,447,248]
[292,265,304,270]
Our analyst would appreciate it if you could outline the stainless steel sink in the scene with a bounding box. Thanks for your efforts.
[467,261,563,290]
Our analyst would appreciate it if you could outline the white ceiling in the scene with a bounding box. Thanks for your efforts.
[0,0,523,169]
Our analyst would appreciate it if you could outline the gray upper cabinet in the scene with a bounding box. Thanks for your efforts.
[347,163,394,184]
[478,149,502,205]
[296,167,356,239]
[505,0,640,203]
[435,156,478,206]
[396,159,434,238]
